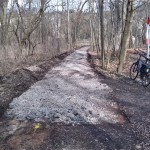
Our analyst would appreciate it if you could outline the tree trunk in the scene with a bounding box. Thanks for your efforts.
[67,0,71,50]
[0,0,9,45]
[99,0,105,68]
[122,0,127,32]
[117,0,134,74]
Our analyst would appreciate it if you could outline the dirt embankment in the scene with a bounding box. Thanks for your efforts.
[0,51,73,117]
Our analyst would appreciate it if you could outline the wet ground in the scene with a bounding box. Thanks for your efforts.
[0,47,150,149]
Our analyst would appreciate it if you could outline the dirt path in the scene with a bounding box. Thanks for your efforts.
[101,76,150,150]
[0,47,147,150]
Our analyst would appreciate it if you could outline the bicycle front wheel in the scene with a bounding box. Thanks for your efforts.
[130,62,139,80]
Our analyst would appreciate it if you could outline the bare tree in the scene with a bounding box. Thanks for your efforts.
[117,0,134,73]
[98,0,105,68]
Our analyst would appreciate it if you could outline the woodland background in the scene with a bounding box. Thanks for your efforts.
[0,0,148,74]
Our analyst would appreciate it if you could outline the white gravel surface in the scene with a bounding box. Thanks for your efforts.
[5,47,119,124]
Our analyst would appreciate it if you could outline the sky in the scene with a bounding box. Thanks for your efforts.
[8,0,23,8]
[8,0,89,10]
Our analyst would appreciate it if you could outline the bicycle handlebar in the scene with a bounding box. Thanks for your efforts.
[135,49,150,61]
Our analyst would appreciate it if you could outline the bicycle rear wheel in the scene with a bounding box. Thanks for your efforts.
[130,62,139,80]
[141,74,150,87]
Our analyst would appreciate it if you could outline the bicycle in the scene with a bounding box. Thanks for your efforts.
[130,49,150,87]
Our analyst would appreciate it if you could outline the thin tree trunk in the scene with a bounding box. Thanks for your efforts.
[67,0,71,50]
[122,0,127,32]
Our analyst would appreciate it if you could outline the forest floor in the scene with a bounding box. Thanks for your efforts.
[0,47,150,150]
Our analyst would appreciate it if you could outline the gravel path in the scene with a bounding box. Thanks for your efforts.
[2,47,148,150]
[5,47,119,124]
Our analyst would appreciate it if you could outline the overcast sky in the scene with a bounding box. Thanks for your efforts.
[8,0,89,11]
[8,0,23,7]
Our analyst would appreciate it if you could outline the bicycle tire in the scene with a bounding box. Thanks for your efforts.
[130,62,139,80]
